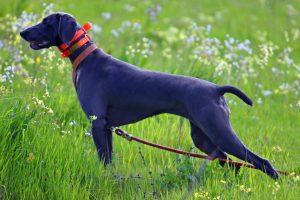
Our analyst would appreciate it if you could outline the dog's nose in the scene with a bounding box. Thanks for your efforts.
[20,30,28,39]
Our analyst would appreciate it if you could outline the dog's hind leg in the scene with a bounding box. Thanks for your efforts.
[190,104,279,179]
[190,121,240,172]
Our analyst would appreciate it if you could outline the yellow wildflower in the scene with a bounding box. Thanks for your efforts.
[43,90,50,98]
[239,185,252,193]
[194,191,209,199]
[271,182,280,194]
[36,56,41,65]
[27,152,35,161]
[272,145,282,153]
[288,172,300,182]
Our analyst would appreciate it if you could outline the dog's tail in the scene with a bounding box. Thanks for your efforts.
[217,85,253,106]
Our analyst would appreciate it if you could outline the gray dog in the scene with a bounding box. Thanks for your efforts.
[20,13,279,179]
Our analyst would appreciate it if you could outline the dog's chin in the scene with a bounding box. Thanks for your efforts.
[29,41,51,50]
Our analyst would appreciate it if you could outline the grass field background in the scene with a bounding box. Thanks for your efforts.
[0,0,299,199]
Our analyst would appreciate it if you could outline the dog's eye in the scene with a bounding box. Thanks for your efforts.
[42,18,50,24]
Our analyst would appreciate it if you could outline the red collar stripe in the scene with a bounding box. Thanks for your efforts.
[82,22,92,32]
[61,34,91,57]
[58,22,92,58]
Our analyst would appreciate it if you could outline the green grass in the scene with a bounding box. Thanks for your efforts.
[0,0,300,199]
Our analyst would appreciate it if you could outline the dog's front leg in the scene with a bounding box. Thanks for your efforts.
[91,117,112,165]
[77,89,112,165]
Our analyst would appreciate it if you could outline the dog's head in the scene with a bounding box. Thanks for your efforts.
[20,12,78,50]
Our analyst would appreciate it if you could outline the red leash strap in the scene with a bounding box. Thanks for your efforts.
[113,128,291,176]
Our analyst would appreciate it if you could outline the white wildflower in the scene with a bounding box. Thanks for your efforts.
[292,28,299,41]
[262,90,272,96]
[69,120,76,127]
[85,131,92,137]
[47,107,54,114]
[146,5,161,22]
[296,100,300,107]
[91,24,102,34]
[111,29,119,37]
[257,98,262,104]
[124,4,135,12]
[1,75,7,83]
[89,115,98,122]
[101,12,112,20]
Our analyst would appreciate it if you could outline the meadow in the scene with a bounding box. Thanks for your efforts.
[0,0,299,199]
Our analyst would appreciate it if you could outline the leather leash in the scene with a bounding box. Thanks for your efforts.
[112,127,293,176]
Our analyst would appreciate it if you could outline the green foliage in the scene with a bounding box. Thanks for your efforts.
[0,1,300,199]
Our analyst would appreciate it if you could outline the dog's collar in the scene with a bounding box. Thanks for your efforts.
[72,44,97,84]
[72,44,97,71]
[58,22,92,58]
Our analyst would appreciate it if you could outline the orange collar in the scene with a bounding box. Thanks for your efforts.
[58,22,92,58]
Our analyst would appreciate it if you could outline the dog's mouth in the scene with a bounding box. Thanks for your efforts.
[29,41,51,50]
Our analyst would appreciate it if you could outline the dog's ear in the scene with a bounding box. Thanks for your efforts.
[58,14,77,44]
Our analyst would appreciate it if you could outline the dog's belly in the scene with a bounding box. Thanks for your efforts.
[106,106,188,127]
